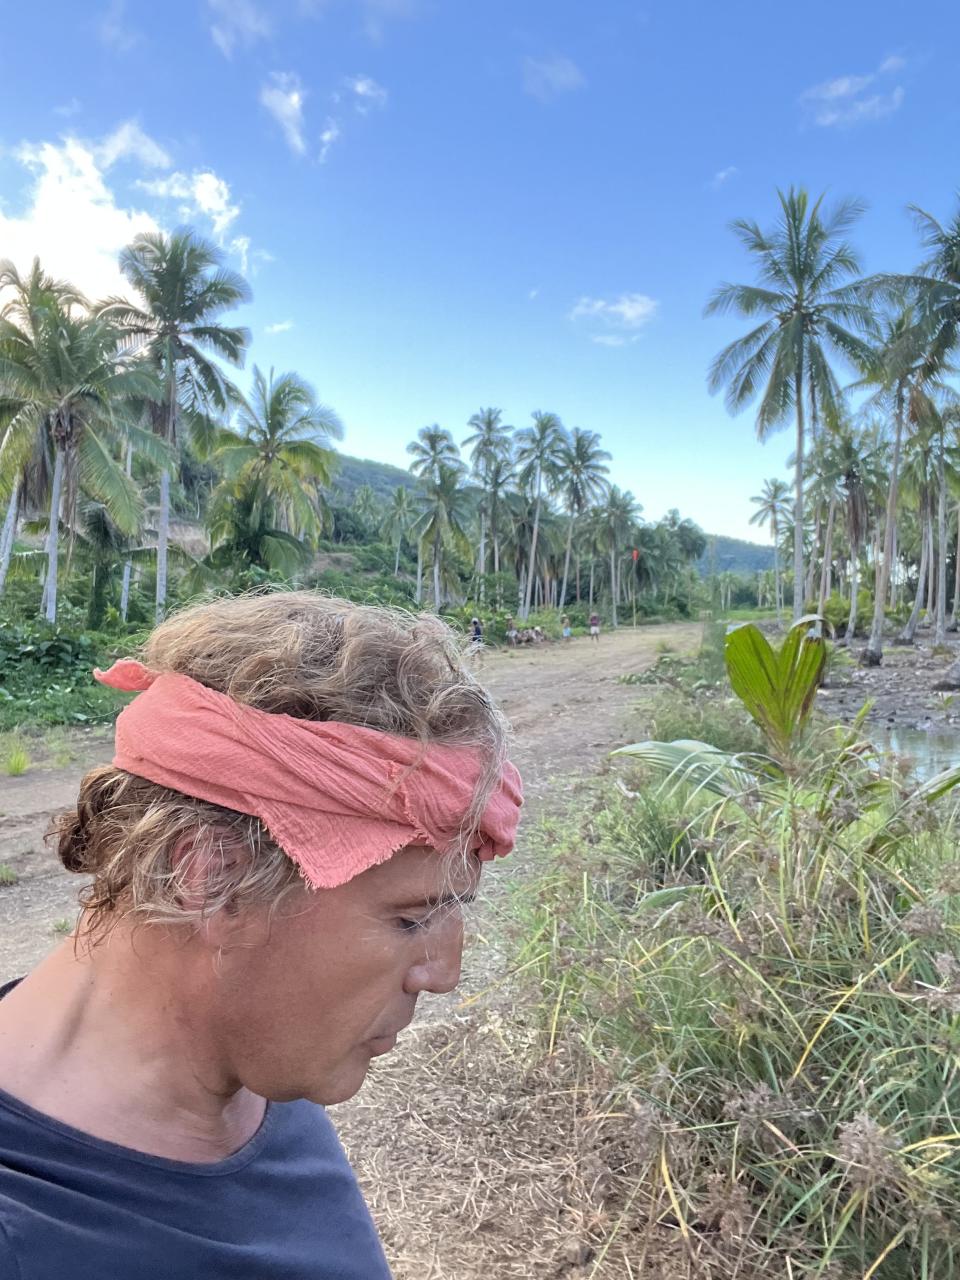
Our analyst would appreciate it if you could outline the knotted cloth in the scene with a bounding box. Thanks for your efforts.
[93,659,523,890]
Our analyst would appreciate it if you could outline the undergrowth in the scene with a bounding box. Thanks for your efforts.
[506,734,960,1277]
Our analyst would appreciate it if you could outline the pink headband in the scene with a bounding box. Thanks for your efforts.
[93,659,522,890]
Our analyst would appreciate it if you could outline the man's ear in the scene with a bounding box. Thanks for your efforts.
[169,833,268,952]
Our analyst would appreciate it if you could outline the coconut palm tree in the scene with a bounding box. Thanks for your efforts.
[0,265,160,621]
[380,485,415,575]
[597,485,640,626]
[748,477,790,622]
[100,230,250,621]
[706,188,876,621]
[407,425,461,603]
[462,407,512,592]
[215,366,342,543]
[411,462,469,609]
[515,410,565,619]
[556,427,610,609]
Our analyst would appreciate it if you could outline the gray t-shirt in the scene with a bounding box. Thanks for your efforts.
[0,986,393,1279]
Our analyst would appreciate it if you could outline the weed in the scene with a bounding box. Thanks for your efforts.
[52,918,73,935]
[0,864,18,887]
[2,740,30,776]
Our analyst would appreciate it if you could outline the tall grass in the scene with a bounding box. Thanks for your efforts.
[508,733,960,1277]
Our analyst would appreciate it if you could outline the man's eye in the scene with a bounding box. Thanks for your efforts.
[398,917,427,933]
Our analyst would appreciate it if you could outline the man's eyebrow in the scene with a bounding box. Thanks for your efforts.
[390,892,477,912]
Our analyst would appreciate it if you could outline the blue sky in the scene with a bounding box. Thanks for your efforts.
[1,0,958,541]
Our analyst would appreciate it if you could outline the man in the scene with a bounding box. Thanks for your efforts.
[0,593,522,1278]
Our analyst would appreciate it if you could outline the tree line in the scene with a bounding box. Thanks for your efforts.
[711,187,960,663]
[0,230,707,630]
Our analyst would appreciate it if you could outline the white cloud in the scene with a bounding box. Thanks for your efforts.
[319,117,341,163]
[260,72,307,155]
[207,0,270,57]
[265,320,294,334]
[800,56,906,127]
[570,293,659,329]
[98,0,141,52]
[0,136,159,301]
[137,169,240,235]
[53,99,82,118]
[591,334,638,347]
[97,121,171,170]
[346,74,388,113]
[710,165,738,190]
[522,54,585,103]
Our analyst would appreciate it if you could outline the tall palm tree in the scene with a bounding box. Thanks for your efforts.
[860,310,943,663]
[411,462,469,609]
[407,425,461,603]
[748,477,790,622]
[556,427,610,609]
[832,424,883,642]
[101,230,251,621]
[462,407,512,592]
[706,188,876,620]
[598,485,640,626]
[515,410,565,619]
[215,366,342,542]
[380,484,415,575]
[0,265,159,622]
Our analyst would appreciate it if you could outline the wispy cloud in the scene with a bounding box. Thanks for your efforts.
[208,0,270,58]
[260,72,307,155]
[300,0,420,42]
[522,54,585,103]
[570,293,659,329]
[591,334,639,347]
[710,165,738,190]
[138,170,240,235]
[98,0,141,53]
[97,121,170,170]
[800,56,906,127]
[265,320,295,334]
[54,98,83,119]
[345,74,388,113]
[318,117,341,163]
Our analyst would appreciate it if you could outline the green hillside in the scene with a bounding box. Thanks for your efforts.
[698,535,775,575]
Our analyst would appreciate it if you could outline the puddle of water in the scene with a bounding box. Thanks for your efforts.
[879,725,960,782]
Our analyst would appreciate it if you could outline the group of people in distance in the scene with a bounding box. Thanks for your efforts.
[500,612,602,647]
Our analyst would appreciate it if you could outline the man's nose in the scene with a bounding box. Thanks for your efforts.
[406,916,464,995]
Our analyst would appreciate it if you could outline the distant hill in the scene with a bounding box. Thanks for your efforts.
[329,453,417,503]
[698,535,775,576]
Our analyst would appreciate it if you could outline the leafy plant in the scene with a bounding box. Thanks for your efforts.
[0,864,18,886]
[724,615,826,760]
[2,740,30,775]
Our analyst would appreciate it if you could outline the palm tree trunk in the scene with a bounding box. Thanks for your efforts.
[899,525,929,644]
[394,539,402,576]
[560,512,575,610]
[609,545,618,627]
[772,516,783,626]
[589,558,594,607]
[415,542,423,604]
[119,440,134,621]
[950,506,960,631]
[792,374,805,621]
[936,444,948,645]
[522,478,543,620]
[44,447,66,625]
[817,495,837,614]
[156,468,170,624]
[864,391,904,664]
[925,511,935,619]
[477,511,486,604]
[0,481,21,598]
[805,500,821,606]
[844,546,860,643]
[433,529,442,609]
[576,554,581,602]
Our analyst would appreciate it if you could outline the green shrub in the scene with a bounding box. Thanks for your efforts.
[2,740,30,776]
[508,740,960,1277]
[821,588,873,636]
[646,689,763,756]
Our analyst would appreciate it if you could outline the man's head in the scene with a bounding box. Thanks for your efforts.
[56,592,511,1104]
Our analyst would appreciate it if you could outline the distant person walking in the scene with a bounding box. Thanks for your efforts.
[561,615,572,642]
[589,611,601,644]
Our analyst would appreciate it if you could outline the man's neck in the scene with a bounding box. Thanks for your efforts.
[0,935,266,1163]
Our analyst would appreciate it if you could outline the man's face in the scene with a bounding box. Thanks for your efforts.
[208,846,479,1105]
